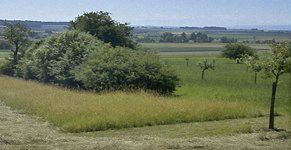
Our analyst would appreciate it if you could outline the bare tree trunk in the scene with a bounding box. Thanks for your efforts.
[13,43,19,65]
[254,72,257,84]
[201,70,205,80]
[269,76,279,130]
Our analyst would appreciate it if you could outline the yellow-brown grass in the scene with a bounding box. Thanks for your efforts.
[0,76,261,132]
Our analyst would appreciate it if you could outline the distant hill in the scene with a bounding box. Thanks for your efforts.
[0,20,69,32]
[229,25,291,31]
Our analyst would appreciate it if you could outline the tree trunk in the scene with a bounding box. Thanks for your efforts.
[201,70,205,80]
[269,76,279,130]
[13,43,19,65]
[254,72,257,84]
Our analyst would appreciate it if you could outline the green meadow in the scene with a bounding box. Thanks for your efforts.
[0,49,289,133]
[142,43,271,53]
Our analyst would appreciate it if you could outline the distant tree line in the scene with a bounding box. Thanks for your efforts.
[220,37,238,43]
[159,32,214,43]
[242,39,278,44]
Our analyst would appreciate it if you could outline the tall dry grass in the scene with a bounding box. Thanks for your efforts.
[0,76,261,132]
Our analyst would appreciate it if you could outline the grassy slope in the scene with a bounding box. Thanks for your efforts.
[0,76,259,132]
[162,56,290,114]
[0,50,289,134]
[1,102,290,149]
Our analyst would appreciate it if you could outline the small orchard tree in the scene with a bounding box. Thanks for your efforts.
[3,23,30,65]
[198,59,215,80]
[185,58,189,66]
[222,43,255,63]
[244,55,262,84]
[258,42,290,130]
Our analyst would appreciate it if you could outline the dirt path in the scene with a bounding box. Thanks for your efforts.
[0,102,290,150]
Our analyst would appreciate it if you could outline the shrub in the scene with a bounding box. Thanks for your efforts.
[21,31,105,86]
[222,43,255,63]
[0,60,15,76]
[20,30,179,94]
[74,48,179,94]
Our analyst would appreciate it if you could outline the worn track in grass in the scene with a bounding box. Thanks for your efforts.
[0,102,290,150]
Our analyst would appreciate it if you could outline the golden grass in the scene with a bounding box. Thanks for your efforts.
[0,76,261,132]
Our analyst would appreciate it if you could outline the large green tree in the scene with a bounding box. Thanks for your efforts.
[3,23,30,65]
[69,11,136,49]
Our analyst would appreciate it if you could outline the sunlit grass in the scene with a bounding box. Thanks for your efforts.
[161,56,290,114]
[0,76,261,132]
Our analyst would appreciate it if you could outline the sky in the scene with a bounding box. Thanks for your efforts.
[0,0,291,27]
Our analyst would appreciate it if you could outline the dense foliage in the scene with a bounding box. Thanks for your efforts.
[222,43,255,62]
[69,11,136,49]
[74,48,179,94]
[17,31,178,94]
[3,23,30,65]
[189,32,214,43]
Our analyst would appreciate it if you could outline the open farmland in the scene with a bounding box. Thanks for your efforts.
[142,43,271,55]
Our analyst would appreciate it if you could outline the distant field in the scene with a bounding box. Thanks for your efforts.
[142,43,271,55]
[208,32,291,42]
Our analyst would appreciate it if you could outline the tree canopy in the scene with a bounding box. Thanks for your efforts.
[222,43,255,62]
[69,11,136,49]
[3,23,30,65]
[18,31,178,94]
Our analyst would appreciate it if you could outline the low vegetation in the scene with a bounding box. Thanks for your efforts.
[0,76,260,132]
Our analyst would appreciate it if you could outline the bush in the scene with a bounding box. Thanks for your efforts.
[222,43,255,62]
[0,60,15,76]
[21,31,105,87]
[20,30,179,94]
[74,48,179,94]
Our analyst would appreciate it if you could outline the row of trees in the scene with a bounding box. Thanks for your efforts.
[159,32,214,43]
[0,12,179,94]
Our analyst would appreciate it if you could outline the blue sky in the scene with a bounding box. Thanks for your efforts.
[0,0,290,27]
